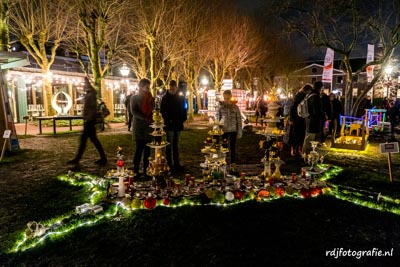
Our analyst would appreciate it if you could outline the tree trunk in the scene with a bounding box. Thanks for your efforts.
[187,76,194,121]
[42,75,54,116]
[100,79,114,121]
[214,58,221,92]
[149,41,156,96]
[0,0,9,51]
[343,77,354,117]
[196,90,202,111]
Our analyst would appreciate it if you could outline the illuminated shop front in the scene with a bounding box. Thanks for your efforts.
[6,68,137,122]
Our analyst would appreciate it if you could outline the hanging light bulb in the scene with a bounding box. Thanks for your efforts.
[120,63,130,77]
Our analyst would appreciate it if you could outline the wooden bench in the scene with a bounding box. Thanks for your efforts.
[37,116,83,134]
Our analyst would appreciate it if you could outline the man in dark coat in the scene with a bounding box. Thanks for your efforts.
[68,77,107,165]
[315,81,330,143]
[287,87,306,156]
[160,80,187,172]
[302,84,321,155]
[326,93,343,137]
[130,78,154,176]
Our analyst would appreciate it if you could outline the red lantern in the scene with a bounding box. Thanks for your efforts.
[163,198,170,206]
[300,188,311,199]
[144,196,157,209]
[117,159,124,167]
[311,187,322,196]
[275,187,285,197]
[257,189,270,198]
[233,190,244,200]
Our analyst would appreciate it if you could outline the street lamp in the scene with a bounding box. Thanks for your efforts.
[201,77,208,109]
[385,65,393,97]
[120,63,130,77]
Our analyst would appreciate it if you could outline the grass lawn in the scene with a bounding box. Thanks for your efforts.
[0,125,399,266]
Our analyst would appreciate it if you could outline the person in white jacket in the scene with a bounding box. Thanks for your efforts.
[217,90,242,173]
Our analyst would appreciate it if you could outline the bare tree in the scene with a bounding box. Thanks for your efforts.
[238,21,305,98]
[277,0,400,116]
[0,0,10,51]
[176,0,213,120]
[66,0,129,119]
[124,0,183,96]
[202,5,264,92]
[8,0,72,115]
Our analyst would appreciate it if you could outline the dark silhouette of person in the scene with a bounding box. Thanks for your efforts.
[68,77,107,165]
[302,84,321,155]
[386,101,399,138]
[315,81,329,143]
[160,80,187,172]
[124,91,134,131]
[287,87,306,156]
[130,78,154,177]
[326,93,343,137]
[255,96,267,126]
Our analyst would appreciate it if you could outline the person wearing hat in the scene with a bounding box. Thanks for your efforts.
[217,90,242,174]
[68,77,107,165]
[160,80,187,173]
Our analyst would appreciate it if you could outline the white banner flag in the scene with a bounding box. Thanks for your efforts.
[322,48,334,83]
[366,44,375,83]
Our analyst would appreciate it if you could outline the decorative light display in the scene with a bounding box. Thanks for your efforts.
[8,163,400,253]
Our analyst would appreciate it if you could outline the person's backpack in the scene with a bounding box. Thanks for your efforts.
[98,101,110,117]
[297,93,316,118]
[96,100,110,123]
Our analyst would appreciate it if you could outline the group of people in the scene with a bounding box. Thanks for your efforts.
[67,77,243,177]
[66,76,342,175]
[286,81,342,157]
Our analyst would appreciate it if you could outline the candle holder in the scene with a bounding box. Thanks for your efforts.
[146,100,170,189]
[307,141,320,171]
[200,116,228,179]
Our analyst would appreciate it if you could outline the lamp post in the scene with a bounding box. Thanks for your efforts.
[201,77,208,109]
[385,65,393,97]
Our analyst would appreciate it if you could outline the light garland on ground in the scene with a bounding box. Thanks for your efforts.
[9,165,400,253]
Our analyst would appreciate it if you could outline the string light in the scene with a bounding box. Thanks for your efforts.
[9,166,400,253]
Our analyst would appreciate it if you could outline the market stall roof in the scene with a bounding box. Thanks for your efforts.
[0,51,30,70]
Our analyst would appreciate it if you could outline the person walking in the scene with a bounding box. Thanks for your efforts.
[217,90,242,174]
[302,84,321,155]
[130,78,154,178]
[68,77,107,165]
[124,90,134,131]
[160,80,187,173]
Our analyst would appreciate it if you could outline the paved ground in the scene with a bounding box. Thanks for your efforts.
[13,116,220,136]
